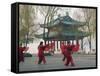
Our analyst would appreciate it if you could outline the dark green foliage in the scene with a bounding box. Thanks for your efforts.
[24,53,32,57]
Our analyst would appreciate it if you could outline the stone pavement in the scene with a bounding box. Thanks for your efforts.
[19,54,96,72]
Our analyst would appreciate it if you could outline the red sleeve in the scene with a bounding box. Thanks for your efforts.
[19,47,25,52]
[72,44,79,52]
[24,47,29,51]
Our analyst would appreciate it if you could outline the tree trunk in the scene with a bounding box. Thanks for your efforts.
[89,36,92,52]
[25,32,29,47]
[81,39,83,51]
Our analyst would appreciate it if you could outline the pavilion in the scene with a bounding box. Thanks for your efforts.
[35,12,90,51]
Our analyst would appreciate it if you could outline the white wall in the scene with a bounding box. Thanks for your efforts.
[0,0,99,76]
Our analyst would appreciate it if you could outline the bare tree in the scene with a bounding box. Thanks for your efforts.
[39,6,60,42]
[72,8,96,52]
[82,8,96,51]
[19,5,39,46]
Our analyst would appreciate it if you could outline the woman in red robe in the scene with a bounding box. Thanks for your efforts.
[38,41,46,64]
[65,41,75,66]
[19,46,28,63]
[60,42,67,61]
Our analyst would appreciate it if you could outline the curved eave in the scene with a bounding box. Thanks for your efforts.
[61,31,90,37]
[35,31,90,40]
[40,15,86,28]
[40,21,86,28]
[35,32,59,38]
[37,36,87,41]
[61,21,86,27]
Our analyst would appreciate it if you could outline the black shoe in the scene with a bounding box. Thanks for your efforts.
[65,64,69,66]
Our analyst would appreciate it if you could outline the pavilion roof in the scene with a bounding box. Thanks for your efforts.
[35,30,90,40]
[40,15,86,28]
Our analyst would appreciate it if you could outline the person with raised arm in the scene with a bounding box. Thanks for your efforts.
[38,41,46,64]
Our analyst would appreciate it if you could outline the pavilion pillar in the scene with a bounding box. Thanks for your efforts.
[60,41,61,46]
[54,40,55,51]
[47,40,49,44]
[65,41,66,45]
[66,41,67,45]
[50,40,52,44]
[64,41,65,45]
[70,40,72,44]
[63,41,64,44]
[72,40,74,44]
[57,41,58,51]
[44,40,46,45]
[71,40,72,44]
[81,39,83,51]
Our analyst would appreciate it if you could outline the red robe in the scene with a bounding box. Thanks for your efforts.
[19,47,26,62]
[72,44,80,52]
[44,44,50,51]
[38,45,45,56]
[65,44,75,66]
[38,45,46,64]
[60,44,67,56]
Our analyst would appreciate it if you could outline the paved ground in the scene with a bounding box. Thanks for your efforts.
[19,54,96,72]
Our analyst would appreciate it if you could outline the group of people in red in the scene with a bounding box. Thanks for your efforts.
[18,41,79,66]
[37,41,80,66]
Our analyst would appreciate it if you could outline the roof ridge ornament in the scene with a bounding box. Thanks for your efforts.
[66,12,69,16]
[58,14,61,18]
